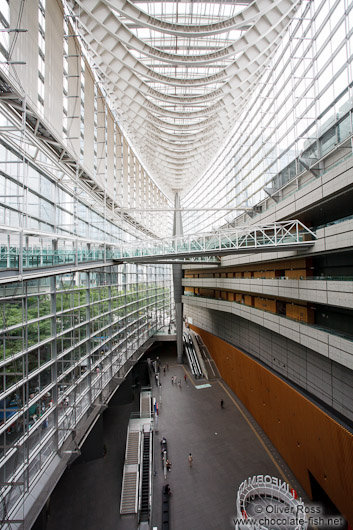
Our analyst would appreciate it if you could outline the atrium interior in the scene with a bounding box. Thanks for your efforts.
[0,0,352,529]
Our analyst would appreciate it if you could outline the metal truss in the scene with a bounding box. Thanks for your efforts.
[118,220,316,261]
[66,0,300,196]
[0,69,160,241]
[0,220,314,273]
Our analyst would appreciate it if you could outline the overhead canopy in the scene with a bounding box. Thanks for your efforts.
[68,0,299,198]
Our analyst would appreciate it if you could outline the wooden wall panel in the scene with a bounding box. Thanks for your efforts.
[244,295,253,306]
[286,269,307,279]
[199,288,214,298]
[185,258,313,277]
[189,324,353,526]
[254,297,276,313]
[286,304,315,324]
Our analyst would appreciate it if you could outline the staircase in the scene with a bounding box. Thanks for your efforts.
[120,430,140,514]
[140,395,151,418]
[126,431,140,464]
[120,471,138,514]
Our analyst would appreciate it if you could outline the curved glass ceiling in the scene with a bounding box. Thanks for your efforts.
[68,0,300,197]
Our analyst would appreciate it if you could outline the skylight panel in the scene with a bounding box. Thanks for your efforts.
[74,0,300,195]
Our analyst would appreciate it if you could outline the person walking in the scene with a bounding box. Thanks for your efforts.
[184,374,187,383]
[188,453,193,467]
[178,379,181,389]
[164,484,171,495]
[220,399,224,408]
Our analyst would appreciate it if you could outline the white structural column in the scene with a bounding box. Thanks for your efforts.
[172,192,184,364]
[45,0,64,135]
[123,138,129,208]
[67,31,81,157]
[116,128,124,206]
[106,109,115,201]
[96,86,106,190]
[83,65,95,173]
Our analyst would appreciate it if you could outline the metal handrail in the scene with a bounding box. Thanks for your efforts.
[118,220,316,260]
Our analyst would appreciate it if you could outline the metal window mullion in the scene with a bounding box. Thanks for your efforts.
[85,272,92,407]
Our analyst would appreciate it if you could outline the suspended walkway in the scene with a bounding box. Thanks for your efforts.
[115,220,316,263]
[0,221,316,285]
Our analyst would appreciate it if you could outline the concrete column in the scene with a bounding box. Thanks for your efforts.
[123,139,129,207]
[172,192,183,364]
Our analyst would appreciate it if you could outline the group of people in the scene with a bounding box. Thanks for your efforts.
[149,356,172,388]
[160,433,193,504]
[171,374,188,388]
[155,355,226,506]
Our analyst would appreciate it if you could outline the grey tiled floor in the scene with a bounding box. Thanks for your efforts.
[45,344,307,530]
[151,352,306,530]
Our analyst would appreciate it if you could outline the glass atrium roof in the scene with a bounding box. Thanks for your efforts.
[68,0,300,198]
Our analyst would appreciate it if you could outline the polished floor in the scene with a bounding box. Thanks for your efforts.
[44,343,307,530]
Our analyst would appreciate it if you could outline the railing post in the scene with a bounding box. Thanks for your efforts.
[19,231,23,275]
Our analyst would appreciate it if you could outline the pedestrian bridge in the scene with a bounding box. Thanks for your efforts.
[115,220,316,263]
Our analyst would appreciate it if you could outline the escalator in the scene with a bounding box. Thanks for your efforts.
[140,431,151,523]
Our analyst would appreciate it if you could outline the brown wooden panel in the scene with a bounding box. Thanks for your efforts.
[286,303,315,324]
[286,269,307,279]
[265,270,275,279]
[244,294,253,306]
[184,258,312,278]
[254,297,276,313]
[189,325,353,527]
[199,288,214,297]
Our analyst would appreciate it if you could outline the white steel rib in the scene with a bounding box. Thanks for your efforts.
[67,0,300,197]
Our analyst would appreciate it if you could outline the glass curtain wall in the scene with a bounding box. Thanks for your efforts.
[0,125,173,524]
[0,262,171,519]
[182,0,353,233]
[0,1,173,523]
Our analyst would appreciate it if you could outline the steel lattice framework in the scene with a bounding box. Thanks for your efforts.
[117,220,316,261]
[67,0,300,197]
